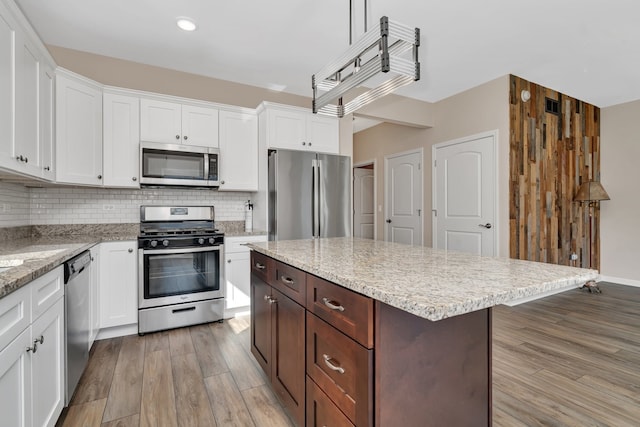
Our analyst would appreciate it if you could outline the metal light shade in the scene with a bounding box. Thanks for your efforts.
[312,16,420,118]
[574,181,610,202]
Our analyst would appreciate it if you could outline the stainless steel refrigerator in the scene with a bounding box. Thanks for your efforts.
[268,149,351,240]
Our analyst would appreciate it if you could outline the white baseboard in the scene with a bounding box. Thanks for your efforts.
[599,275,640,288]
[96,324,138,340]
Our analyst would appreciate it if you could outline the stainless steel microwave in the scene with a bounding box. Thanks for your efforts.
[140,142,220,187]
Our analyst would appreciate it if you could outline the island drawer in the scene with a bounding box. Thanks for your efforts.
[306,376,355,427]
[272,260,306,306]
[306,274,374,348]
[306,312,373,427]
[250,251,273,283]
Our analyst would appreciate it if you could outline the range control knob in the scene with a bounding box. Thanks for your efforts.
[198,238,205,245]
[162,240,169,247]
[150,240,158,248]
[209,237,215,245]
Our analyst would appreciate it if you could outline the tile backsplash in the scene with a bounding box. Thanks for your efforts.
[0,182,253,226]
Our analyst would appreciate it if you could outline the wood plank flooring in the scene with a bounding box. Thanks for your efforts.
[58,282,639,426]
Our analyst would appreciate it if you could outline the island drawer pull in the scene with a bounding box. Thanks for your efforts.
[322,354,345,374]
[281,276,295,285]
[322,297,345,312]
[255,262,266,270]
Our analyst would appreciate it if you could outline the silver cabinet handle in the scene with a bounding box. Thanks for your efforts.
[255,262,265,270]
[24,157,28,163]
[227,259,231,263]
[322,297,345,312]
[34,335,44,345]
[98,175,102,180]
[264,295,270,302]
[302,141,306,146]
[322,354,345,374]
[220,180,225,185]
[128,248,134,253]
[281,276,294,285]
[308,142,312,146]
[264,295,277,304]
[478,223,492,229]
[176,135,180,139]
[132,177,137,181]
[184,135,188,140]
[26,344,37,353]
[44,166,50,171]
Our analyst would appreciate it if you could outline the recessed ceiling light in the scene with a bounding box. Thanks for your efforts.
[176,17,197,32]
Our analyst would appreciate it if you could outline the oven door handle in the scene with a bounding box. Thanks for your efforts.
[141,246,222,255]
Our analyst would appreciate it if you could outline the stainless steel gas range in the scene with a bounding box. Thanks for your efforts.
[137,205,224,334]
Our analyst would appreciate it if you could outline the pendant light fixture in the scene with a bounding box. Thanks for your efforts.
[312,0,420,118]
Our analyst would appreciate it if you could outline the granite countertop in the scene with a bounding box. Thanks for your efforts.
[0,231,138,300]
[248,237,599,322]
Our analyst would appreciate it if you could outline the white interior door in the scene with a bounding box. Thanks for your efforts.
[353,166,375,239]
[433,133,496,256]
[385,150,423,245]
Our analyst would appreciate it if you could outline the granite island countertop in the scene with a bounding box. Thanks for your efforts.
[248,237,599,321]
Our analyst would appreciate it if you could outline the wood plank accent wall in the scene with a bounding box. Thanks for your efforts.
[509,75,602,270]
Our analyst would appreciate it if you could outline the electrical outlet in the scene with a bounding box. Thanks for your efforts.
[570,253,578,261]
[103,204,115,211]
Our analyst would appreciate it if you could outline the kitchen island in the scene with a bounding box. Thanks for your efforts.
[248,237,598,426]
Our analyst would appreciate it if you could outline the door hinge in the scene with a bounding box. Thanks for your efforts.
[432,209,437,217]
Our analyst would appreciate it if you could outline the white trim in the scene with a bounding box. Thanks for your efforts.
[599,275,640,288]
[353,159,378,240]
[383,148,424,244]
[431,130,499,256]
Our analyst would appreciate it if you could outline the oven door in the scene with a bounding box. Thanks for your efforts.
[138,245,224,309]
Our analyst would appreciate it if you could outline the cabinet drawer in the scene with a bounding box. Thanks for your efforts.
[30,265,64,320]
[307,274,374,348]
[306,313,372,427]
[250,251,273,283]
[272,260,306,306]
[225,235,266,254]
[306,376,354,427]
[0,285,31,351]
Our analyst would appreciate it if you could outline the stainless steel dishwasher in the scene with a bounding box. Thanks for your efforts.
[64,250,92,405]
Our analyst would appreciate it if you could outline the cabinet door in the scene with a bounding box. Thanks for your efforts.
[14,37,41,176]
[218,110,258,191]
[99,241,138,329]
[103,93,140,187]
[55,72,103,185]
[267,108,307,150]
[307,114,339,154]
[0,12,16,171]
[139,98,182,144]
[89,246,100,348]
[31,298,64,427]
[39,64,54,180]
[182,104,219,148]
[250,273,272,376]
[271,288,305,427]
[225,251,251,310]
[0,327,32,427]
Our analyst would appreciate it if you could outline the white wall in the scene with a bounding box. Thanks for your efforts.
[0,182,251,226]
[600,100,640,285]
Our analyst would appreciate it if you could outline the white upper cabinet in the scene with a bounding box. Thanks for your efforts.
[0,2,55,179]
[0,10,17,173]
[218,110,258,191]
[103,91,140,188]
[140,99,219,148]
[55,70,103,186]
[263,104,339,154]
[39,64,54,180]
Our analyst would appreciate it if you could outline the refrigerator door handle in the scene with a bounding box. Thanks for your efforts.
[312,159,320,238]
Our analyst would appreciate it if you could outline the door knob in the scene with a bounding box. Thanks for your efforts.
[386,219,391,223]
[478,223,492,229]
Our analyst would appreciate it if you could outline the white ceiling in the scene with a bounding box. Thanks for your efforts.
[15,0,640,108]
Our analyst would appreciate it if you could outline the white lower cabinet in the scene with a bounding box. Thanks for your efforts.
[224,235,266,317]
[89,245,100,348]
[0,266,64,427]
[31,297,64,427]
[99,241,138,329]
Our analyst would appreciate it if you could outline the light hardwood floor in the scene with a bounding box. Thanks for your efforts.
[58,282,640,426]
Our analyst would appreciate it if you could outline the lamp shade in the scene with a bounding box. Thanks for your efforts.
[574,181,610,202]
